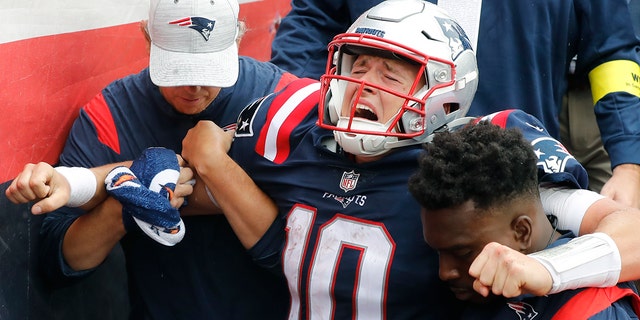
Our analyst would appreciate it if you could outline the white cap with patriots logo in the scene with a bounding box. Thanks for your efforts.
[149,0,239,87]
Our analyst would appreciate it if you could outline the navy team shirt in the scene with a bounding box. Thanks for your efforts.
[40,57,296,320]
[231,78,589,319]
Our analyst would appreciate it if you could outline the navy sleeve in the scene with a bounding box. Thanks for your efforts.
[481,109,589,189]
[232,79,322,271]
[269,0,381,79]
[246,215,286,273]
[39,208,93,286]
[573,0,639,74]
[631,0,640,34]
[575,0,640,168]
[231,95,286,273]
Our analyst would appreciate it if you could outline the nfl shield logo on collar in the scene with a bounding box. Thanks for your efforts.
[339,170,360,192]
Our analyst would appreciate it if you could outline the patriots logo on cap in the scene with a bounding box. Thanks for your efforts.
[169,17,216,41]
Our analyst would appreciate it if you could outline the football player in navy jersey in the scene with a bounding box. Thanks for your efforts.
[409,122,640,319]
[270,0,640,209]
[9,1,640,319]
[180,1,640,318]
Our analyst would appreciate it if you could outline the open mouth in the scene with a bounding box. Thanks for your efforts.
[354,106,378,121]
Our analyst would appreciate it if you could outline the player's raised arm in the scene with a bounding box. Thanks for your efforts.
[182,120,279,249]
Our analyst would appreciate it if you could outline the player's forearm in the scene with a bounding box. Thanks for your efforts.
[528,201,640,295]
[180,174,224,216]
[578,196,640,281]
[196,154,277,249]
[77,162,131,210]
[591,206,640,282]
[524,192,640,294]
[51,161,132,213]
[63,197,126,271]
[577,196,624,236]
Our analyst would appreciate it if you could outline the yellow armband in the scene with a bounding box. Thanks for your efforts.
[588,60,640,104]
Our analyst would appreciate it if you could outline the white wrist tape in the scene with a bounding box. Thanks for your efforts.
[54,166,97,207]
[539,186,605,235]
[528,232,621,294]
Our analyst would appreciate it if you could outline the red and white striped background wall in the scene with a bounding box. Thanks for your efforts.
[0,0,291,183]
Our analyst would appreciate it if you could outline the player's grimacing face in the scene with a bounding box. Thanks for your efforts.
[160,85,221,115]
[421,201,516,304]
[341,54,422,124]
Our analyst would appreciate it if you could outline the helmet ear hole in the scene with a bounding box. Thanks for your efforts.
[445,103,459,114]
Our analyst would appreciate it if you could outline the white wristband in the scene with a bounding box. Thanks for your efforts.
[539,186,605,235]
[54,166,97,207]
[528,232,621,294]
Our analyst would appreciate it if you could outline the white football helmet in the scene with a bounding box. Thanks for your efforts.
[318,0,478,157]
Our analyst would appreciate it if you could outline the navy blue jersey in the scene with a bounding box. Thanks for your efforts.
[230,78,588,319]
[41,57,297,320]
[270,0,640,168]
[461,233,640,319]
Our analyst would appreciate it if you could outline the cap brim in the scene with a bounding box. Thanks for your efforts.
[149,42,239,88]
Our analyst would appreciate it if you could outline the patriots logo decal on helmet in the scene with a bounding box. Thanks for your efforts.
[435,17,472,60]
[169,17,216,41]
